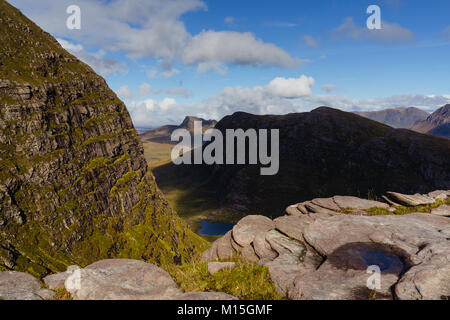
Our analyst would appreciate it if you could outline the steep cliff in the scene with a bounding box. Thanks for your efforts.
[0,0,206,276]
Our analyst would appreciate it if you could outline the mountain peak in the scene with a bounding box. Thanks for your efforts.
[410,104,450,139]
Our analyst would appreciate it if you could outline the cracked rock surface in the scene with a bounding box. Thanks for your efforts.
[202,191,450,300]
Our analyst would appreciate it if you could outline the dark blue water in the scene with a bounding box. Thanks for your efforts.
[198,221,234,236]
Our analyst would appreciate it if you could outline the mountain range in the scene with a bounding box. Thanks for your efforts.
[154,108,450,217]
[140,116,217,144]
[353,107,429,128]
[409,104,450,139]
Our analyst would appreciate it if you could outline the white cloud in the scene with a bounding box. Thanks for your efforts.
[332,17,415,43]
[124,78,450,127]
[124,76,315,126]
[182,30,296,73]
[321,84,337,92]
[138,83,155,96]
[302,94,450,113]
[265,76,315,98]
[304,35,319,47]
[12,0,296,74]
[116,85,134,99]
[116,83,191,100]
[57,38,127,77]
[127,97,189,127]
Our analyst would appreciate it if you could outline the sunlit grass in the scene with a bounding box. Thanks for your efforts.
[164,258,283,300]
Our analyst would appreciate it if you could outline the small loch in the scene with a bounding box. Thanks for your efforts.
[198,221,234,236]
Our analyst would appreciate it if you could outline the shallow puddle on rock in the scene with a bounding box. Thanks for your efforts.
[328,242,411,275]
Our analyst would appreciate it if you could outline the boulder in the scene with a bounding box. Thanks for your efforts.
[253,233,278,260]
[285,205,302,216]
[395,242,450,300]
[431,205,450,217]
[427,190,450,200]
[263,254,308,297]
[333,196,389,210]
[201,243,218,262]
[304,202,338,215]
[303,214,446,257]
[296,203,309,215]
[386,192,435,206]
[208,262,236,275]
[0,271,54,300]
[43,265,80,289]
[274,215,314,243]
[240,245,260,263]
[290,260,398,300]
[265,230,306,257]
[311,198,341,211]
[231,215,274,247]
[215,231,236,260]
[65,259,182,300]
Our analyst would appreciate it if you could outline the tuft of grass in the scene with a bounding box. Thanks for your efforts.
[164,258,283,300]
[52,287,73,300]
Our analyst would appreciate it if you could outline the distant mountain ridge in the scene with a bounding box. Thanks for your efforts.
[409,104,450,139]
[154,107,450,217]
[353,107,429,128]
[141,116,217,144]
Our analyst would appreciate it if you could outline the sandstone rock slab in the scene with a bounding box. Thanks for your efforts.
[43,265,81,289]
[395,242,450,300]
[386,192,435,206]
[66,259,181,300]
[431,205,450,217]
[232,215,274,247]
[311,198,341,211]
[333,196,389,210]
[0,271,54,300]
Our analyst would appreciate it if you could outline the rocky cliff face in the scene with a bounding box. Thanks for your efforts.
[410,104,450,139]
[0,0,205,276]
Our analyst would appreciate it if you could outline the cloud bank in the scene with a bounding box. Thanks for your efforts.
[12,0,296,74]
[332,17,415,43]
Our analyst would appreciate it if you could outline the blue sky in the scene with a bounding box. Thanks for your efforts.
[10,0,450,127]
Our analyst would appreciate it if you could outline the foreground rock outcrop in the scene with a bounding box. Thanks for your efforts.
[0,1,205,276]
[202,191,450,300]
[0,259,236,300]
